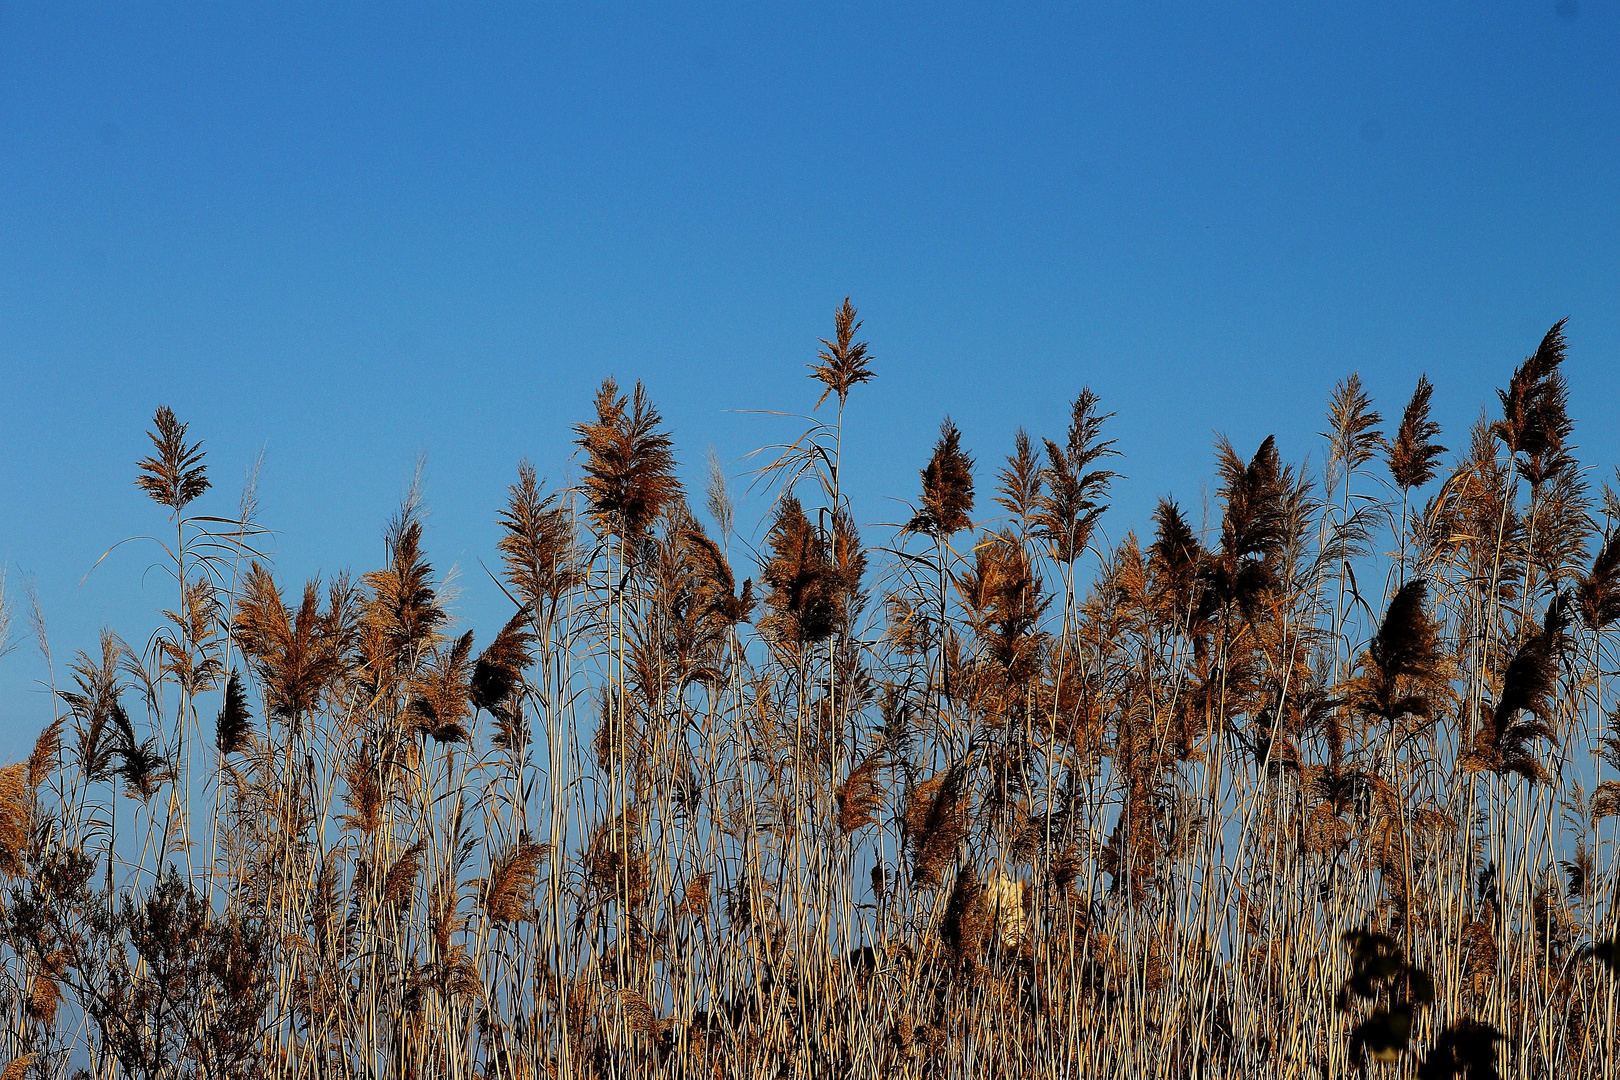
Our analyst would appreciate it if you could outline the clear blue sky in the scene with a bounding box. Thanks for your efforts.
[2,2,1617,752]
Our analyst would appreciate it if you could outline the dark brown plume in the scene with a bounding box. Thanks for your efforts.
[1149,499,1204,624]
[215,669,253,756]
[759,497,842,648]
[1494,596,1569,731]
[1495,319,1571,475]
[1370,581,1442,687]
[1387,376,1446,491]
[1217,435,1287,562]
[681,528,755,628]
[1576,531,1620,631]
[1468,595,1571,784]
[409,630,475,744]
[1343,580,1448,725]
[109,701,172,801]
[471,612,535,715]
[909,417,975,538]
[940,868,990,973]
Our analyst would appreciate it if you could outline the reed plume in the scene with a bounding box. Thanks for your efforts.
[904,766,969,888]
[1342,580,1450,725]
[1495,318,1571,475]
[759,496,841,650]
[808,297,875,410]
[1325,372,1384,490]
[995,428,1044,536]
[25,718,62,796]
[409,630,475,744]
[235,565,348,730]
[363,511,447,672]
[1148,498,1204,627]
[1576,531,1620,630]
[1388,375,1446,491]
[835,753,886,834]
[215,669,253,756]
[1034,388,1117,563]
[575,377,682,559]
[680,527,754,629]
[481,839,548,925]
[1465,596,1569,782]
[0,765,27,881]
[908,417,975,538]
[135,405,210,512]
[384,839,425,912]
[497,461,582,611]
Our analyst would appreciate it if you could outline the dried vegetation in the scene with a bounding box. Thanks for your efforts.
[2,308,1619,1078]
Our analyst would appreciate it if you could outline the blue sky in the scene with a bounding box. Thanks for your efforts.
[2,2,1617,753]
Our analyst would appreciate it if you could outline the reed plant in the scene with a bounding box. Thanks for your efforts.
[2,306,1618,1079]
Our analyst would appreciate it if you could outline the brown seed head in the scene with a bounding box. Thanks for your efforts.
[807,297,876,410]
[1387,375,1446,491]
[909,417,975,538]
[135,405,210,512]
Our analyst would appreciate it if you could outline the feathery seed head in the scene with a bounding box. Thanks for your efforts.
[1387,376,1446,491]
[574,377,683,560]
[909,417,975,539]
[808,297,876,410]
[135,405,210,513]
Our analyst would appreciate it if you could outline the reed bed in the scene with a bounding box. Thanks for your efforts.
[2,305,1618,1079]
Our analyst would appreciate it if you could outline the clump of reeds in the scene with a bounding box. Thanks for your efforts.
[1,306,1618,1079]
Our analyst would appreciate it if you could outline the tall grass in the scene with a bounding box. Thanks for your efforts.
[2,306,1618,1079]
